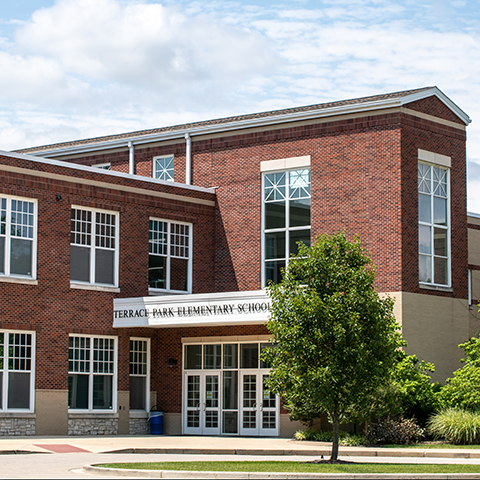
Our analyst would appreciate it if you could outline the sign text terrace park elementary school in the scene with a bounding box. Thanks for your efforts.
[114,301,271,319]
[112,290,272,328]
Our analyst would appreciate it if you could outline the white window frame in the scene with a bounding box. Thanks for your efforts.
[153,154,175,182]
[0,330,36,413]
[261,168,311,287]
[70,206,120,288]
[418,161,451,287]
[0,195,37,280]
[148,218,192,294]
[129,337,150,412]
[68,334,118,413]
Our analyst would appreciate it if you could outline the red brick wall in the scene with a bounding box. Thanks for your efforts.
[400,113,467,297]
[0,155,215,390]
[404,96,466,125]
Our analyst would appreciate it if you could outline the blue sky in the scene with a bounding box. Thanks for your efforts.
[1,0,480,211]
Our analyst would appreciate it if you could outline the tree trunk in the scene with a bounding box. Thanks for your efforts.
[330,412,340,461]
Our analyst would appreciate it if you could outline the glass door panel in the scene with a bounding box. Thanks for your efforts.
[203,374,220,434]
[184,374,201,434]
[259,374,279,436]
[240,373,258,435]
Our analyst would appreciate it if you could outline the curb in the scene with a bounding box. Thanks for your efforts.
[83,465,480,479]
[104,448,480,459]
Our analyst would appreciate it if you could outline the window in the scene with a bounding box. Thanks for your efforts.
[129,338,150,410]
[262,169,311,285]
[0,331,35,411]
[70,207,119,287]
[149,219,191,293]
[418,162,450,286]
[153,155,174,182]
[68,335,117,411]
[93,163,111,170]
[0,195,37,279]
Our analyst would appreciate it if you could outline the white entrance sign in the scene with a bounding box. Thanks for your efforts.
[113,290,271,328]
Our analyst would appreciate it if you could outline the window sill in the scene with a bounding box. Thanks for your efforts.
[0,412,35,418]
[0,276,37,286]
[148,289,189,296]
[70,282,120,293]
[68,412,119,418]
[419,283,453,293]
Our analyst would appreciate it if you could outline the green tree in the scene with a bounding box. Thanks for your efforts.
[262,232,404,460]
[439,336,480,410]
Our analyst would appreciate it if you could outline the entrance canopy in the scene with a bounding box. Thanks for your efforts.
[113,290,271,328]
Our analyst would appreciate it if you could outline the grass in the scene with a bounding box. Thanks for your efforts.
[98,461,480,474]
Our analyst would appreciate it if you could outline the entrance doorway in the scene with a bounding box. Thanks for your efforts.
[182,342,279,436]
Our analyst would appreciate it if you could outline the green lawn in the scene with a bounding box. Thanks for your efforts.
[98,461,480,474]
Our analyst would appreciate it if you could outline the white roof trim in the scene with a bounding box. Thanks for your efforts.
[0,149,216,194]
[23,87,471,158]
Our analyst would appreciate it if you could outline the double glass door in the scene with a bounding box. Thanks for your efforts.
[184,372,221,435]
[183,342,279,436]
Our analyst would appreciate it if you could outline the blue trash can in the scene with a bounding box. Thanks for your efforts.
[149,411,163,435]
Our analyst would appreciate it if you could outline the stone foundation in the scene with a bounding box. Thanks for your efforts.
[68,416,118,435]
[129,417,150,435]
[0,417,35,436]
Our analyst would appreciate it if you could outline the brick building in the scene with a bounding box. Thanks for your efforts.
[1,86,479,436]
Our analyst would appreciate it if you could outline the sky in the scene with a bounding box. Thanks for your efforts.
[1,0,480,211]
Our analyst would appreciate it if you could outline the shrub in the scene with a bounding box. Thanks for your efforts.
[428,408,480,445]
[294,428,366,446]
[390,353,441,427]
[364,417,425,444]
[439,336,480,411]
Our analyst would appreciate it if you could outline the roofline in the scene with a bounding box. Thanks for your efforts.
[468,211,480,220]
[21,87,471,158]
[0,149,216,194]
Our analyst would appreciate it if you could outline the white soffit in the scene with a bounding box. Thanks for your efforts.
[113,290,271,328]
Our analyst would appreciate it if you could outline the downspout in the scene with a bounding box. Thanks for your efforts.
[128,141,134,175]
[185,133,191,185]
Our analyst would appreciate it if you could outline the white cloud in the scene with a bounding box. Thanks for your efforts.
[14,0,279,90]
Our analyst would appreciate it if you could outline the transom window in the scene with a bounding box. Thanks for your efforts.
[418,162,450,286]
[149,219,192,293]
[0,195,37,279]
[70,207,119,287]
[68,335,117,411]
[262,169,311,285]
[0,331,35,411]
[129,338,150,411]
[153,155,174,182]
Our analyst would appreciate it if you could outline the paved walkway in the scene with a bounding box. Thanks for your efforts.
[1,434,480,458]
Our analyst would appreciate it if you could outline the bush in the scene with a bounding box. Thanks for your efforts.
[364,417,425,444]
[428,408,480,445]
[294,428,366,446]
[439,336,480,411]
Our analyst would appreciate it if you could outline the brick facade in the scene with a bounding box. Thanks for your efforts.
[1,87,476,436]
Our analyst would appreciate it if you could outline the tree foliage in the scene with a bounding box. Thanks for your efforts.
[262,232,404,460]
[439,336,480,411]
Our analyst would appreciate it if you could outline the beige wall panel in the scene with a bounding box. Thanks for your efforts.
[35,390,68,435]
[164,413,182,435]
[401,293,470,382]
[117,391,130,435]
[468,229,480,266]
[468,216,480,227]
[279,414,304,438]
[473,271,480,303]
[380,292,403,328]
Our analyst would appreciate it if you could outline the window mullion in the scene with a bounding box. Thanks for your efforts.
[285,172,290,268]
[88,341,93,412]
[166,223,171,291]
[430,177,435,282]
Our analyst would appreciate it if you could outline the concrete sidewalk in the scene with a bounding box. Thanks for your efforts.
[1,435,480,459]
